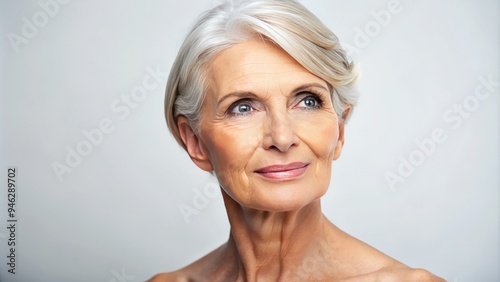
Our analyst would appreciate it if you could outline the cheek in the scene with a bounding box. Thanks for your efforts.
[201,122,261,175]
[200,123,262,202]
[297,115,339,159]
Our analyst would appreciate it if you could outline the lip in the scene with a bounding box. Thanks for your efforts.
[254,162,309,180]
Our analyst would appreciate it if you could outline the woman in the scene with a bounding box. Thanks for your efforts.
[151,0,444,281]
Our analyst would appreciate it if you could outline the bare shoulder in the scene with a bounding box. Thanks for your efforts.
[386,268,446,281]
[327,223,444,281]
[340,267,446,282]
[146,271,189,282]
[147,244,226,282]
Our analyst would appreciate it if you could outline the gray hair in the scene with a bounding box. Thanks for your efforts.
[165,0,359,149]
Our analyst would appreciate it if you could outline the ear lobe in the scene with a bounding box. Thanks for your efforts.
[177,116,214,172]
[333,140,343,160]
[333,105,351,161]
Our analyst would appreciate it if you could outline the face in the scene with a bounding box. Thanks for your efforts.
[178,39,347,212]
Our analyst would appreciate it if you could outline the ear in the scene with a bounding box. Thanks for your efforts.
[177,116,214,172]
[333,105,351,160]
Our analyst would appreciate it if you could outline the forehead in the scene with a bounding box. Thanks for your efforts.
[208,40,326,94]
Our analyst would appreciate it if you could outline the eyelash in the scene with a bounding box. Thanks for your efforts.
[226,91,325,117]
[297,92,324,110]
[228,99,255,116]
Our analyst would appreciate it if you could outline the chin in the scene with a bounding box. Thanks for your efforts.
[241,185,327,212]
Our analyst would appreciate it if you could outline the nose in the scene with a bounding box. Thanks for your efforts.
[262,109,298,152]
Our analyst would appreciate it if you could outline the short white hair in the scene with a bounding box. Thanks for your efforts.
[165,0,359,149]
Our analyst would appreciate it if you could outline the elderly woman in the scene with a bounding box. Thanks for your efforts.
[150,0,444,281]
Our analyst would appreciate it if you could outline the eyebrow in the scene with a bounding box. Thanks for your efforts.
[216,92,259,107]
[291,83,330,94]
[216,83,330,106]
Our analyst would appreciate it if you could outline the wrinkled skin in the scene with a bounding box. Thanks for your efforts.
[150,40,445,282]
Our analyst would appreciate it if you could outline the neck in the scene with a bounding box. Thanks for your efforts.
[220,191,335,281]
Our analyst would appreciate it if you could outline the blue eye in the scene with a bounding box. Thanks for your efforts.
[298,95,322,109]
[229,101,254,115]
[303,97,316,107]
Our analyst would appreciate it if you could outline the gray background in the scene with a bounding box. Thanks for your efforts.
[0,0,498,281]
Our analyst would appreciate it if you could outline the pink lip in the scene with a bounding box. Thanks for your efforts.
[254,162,309,180]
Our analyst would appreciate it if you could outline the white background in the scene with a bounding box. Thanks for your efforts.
[0,0,498,281]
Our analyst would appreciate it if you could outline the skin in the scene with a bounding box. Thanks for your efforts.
[149,40,445,282]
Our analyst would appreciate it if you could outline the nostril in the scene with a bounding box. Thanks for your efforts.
[269,138,295,152]
[269,145,281,151]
